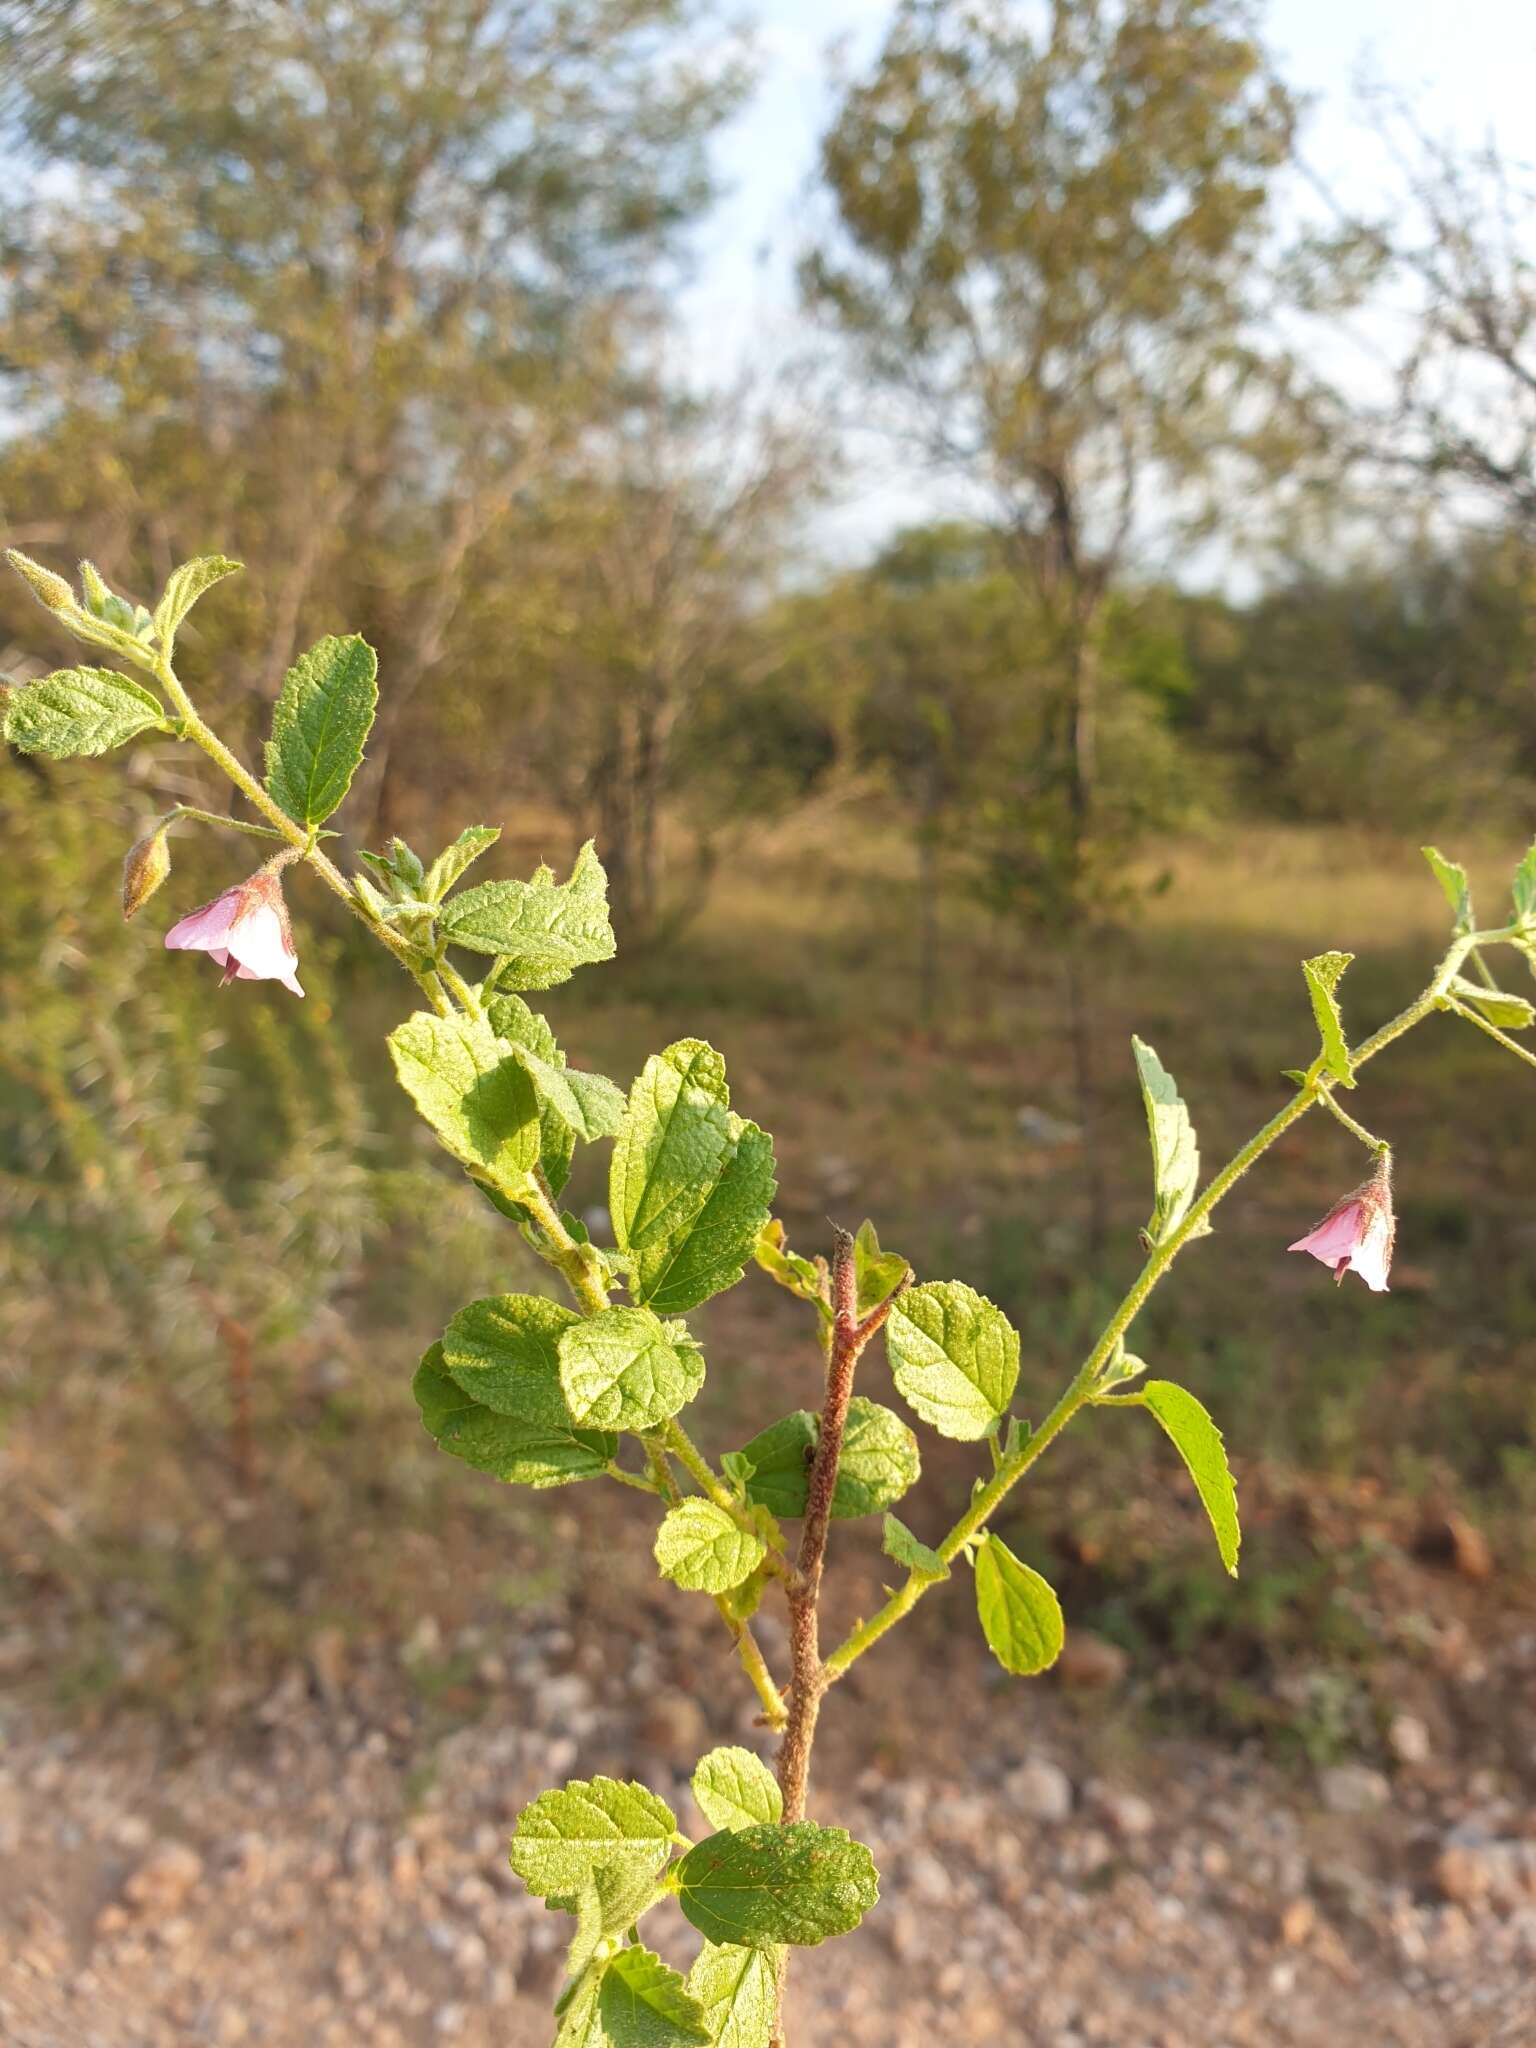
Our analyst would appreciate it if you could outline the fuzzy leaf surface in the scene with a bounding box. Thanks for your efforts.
[674,1824,879,1949]
[974,1536,1065,1676]
[884,1281,1019,1441]
[425,824,500,901]
[387,1010,540,1185]
[509,1777,677,1902]
[654,1499,765,1594]
[881,1514,949,1580]
[439,840,615,988]
[558,1306,704,1432]
[1422,845,1473,929]
[691,1748,783,1833]
[441,1295,579,1421]
[685,1945,779,2048]
[264,633,377,825]
[599,1948,711,2048]
[1302,950,1355,1085]
[1450,977,1536,1031]
[3,666,166,756]
[413,1345,615,1487]
[853,1219,910,1316]
[152,554,241,646]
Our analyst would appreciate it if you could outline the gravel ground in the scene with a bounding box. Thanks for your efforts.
[4,1596,1536,2048]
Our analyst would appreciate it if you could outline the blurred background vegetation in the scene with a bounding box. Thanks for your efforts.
[2,0,1534,1761]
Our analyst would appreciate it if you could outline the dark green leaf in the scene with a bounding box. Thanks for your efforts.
[3,666,167,756]
[737,1400,918,1519]
[674,1824,879,1949]
[413,1344,615,1487]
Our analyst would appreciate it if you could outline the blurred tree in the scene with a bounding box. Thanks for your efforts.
[0,0,749,831]
[804,0,1297,1239]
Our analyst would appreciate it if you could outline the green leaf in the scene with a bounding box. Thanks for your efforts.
[654,1499,766,1594]
[553,1969,605,2048]
[1512,839,1536,925]
[883,1280,1019,1441]
[973,1535,1064,1676]
[684,1943,779,2048]
[413,1344,615,1487]
[558,1306,704,1432]
[737,1401,918,1520]
[2,665,167,757]
[1130,1379,1241,1576]
[674,1824,879,1949]
[881,1513,949,1581]
[151,554,241,648]
[425,824,501,902]
[753,1221,829,1318]
[691,1748,783,1832]
[509,1777,677,1902]
[1422,845,1473,930]
[853,1219,910,1317]
[1450,977,1536,1031]
[1131,1036,1209,1245]
[560,1860,666,1982]
[484,992,581,1195]
[441,1294,579,1419]
[264,633,378,826]
[599,1948,712,2048]
[1302,950,1355,1086]
[515,1043,628,1144]
[439,840,616,988]
[387,1010,540,1186]
[611,1041,776,1315]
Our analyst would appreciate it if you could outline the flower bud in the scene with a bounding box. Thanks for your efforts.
[5,547,75,615]
[122,819,173,919]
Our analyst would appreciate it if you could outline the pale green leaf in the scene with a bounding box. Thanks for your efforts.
[1450,977,1536,1031]
[691,1747,783,1832]
[599,1947,711,2048]
[654,1499,766,1594]
[737,1400,918,1519]
[881,1513,949,1581]
[413,1344,615,1488]
[883,1280,1019,1441]
[439,840,616,988]
[264,633,378,826]
[973,1535,1064,1676]
[558,1306,704,1431]
[553,1968,605,2048]
[675,1824,879,1949]
[509,1777,677,1902]
[853,1218,910,1317]
[387,1010,540,1186]
[1422,845,1473,930]
[1512,839,1536,925]
[441,1294,579,1420]
[425,824,500,902]
[3,666,167,757]
[684,1943,779,2048]
[151,554,241,647]
[1302,950,1355,1086]
[1132,1379,1241,1576]
[1131,1036,1209,1245]
[514,1043,628,1143]
[753,1221,828,1315]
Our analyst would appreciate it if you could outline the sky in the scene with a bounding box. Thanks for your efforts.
[678,0,1536,567]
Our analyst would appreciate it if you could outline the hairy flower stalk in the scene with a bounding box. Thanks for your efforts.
[7,542,1534,2048]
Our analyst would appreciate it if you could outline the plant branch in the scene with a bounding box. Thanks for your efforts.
[820,927,1496,1686]
[1443,993,1536,1072]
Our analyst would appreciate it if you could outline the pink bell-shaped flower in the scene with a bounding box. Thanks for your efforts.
[1288,1151,1394,1292]
[164,867,304,997]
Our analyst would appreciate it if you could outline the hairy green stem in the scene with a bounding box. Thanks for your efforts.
[822,928,1496,1685]
[1443,993,1536,1072]
[1315,1086,1389,1154]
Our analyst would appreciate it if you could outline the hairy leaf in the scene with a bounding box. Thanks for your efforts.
[414,1344,615,1488]
[691,1748,783,1832]
[1131,1379,1241,1576]
[738,1400,918,1519]
[387,1010,540,1185]
[853,1218,910,1317]
[1131,1036,1209,1245]
[1302,950,1355,1086]
[151,554,241,647]
[425,824,500,902]
[973,1536,1064,1676]
[509,1777,677,1902]
[1450,977,1536,1031]
[1422,845,1473,929]
[3,665,166,756]
[599,1948,712,2048]
[441,1295,579,1421]
[654,1500,766,1594]
[439,840,616,988]
[881,1513,949,1581]
[684,1943,779,2048]
[884,1280,1019,1440]
[559,1306,704,1431]
[264,633,378,826]
[675,1824,879,1949]
[1512,839,1536,925]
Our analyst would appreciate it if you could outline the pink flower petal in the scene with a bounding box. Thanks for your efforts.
[1288,1201,1366,1269]
[164,888,241,953]
[225,902,298,981]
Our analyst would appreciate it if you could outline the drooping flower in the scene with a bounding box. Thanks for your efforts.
[1288,1151,1394,1292]
[164,867,304,996]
